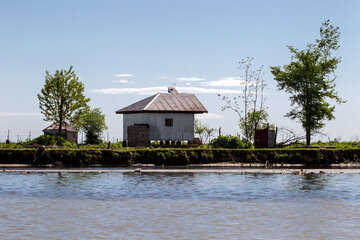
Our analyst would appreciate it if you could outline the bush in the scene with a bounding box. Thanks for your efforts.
[22,135,76,147]
[209,135,252,149]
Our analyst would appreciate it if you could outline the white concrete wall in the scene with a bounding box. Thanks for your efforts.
[123,113,194,141]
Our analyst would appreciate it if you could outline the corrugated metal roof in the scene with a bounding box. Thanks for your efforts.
[116,88,208,114]
[43,123,77,132]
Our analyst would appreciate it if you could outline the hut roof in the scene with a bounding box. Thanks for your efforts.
[116,87,208,114]
[43,123,77,132]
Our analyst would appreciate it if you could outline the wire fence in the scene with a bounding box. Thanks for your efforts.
[0,130,123,144]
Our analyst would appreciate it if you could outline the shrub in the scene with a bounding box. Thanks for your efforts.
[22,135,76,147]
[209,135,252,149]
[110,141,123,148]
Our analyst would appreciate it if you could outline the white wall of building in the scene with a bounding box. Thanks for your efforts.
[123,112,195,141]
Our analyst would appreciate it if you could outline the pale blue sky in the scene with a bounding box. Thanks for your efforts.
[0,0,359,142]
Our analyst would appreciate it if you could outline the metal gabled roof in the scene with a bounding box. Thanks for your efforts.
[43,123,77,132]
[116,88,208,114]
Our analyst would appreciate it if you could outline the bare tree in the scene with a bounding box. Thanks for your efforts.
[194,118,216,144]
[219,57,267,141]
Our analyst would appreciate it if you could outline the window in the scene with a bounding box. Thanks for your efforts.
[165,118,173,127]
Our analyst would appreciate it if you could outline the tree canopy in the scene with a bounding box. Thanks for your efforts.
[81,108,108,144]
[270,20,345,145]
[37,66,90,137]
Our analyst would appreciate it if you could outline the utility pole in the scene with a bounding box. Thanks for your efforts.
[29,131,31,140]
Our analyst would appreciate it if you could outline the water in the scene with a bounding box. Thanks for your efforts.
[0,172,359,239]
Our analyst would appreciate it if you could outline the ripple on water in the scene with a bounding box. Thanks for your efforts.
[0,172,359,239]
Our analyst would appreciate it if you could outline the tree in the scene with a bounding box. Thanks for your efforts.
[194,118,216,144]
[81,108,108,144]
[270,20,345,146]
[219,58,268,141]
[239,110,268,141]
[38,66,90,138]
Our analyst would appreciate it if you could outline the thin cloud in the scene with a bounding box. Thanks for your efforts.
[92,87,168,95]
[92,86,243,95]
[112,79,135,84]
[196,113,224,120]
[114,74,134,78]
[176,87,243,94]
[0,112,42,117]
[177,77,205,82]
[202,77,245,87]
[158,76,173,80]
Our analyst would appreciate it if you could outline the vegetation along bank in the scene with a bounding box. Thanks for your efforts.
[1,148,360,167]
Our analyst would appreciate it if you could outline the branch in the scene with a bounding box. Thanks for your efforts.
[277,127,306,147]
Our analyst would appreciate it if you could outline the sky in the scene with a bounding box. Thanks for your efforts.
[0,0,359,142]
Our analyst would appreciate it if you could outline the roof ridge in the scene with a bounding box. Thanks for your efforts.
[116,92,208,114]
[144,93,160,110]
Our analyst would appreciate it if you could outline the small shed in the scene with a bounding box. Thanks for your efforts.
[254,124,277,148]
[43,123,78,144]
[116,87,208,146]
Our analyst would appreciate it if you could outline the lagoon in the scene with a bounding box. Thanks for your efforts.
[0,172,359,239]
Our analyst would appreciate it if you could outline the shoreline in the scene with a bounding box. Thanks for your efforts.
[2,148,360,168]
[1,167,360,174]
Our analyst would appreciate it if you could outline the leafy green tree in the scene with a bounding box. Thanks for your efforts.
[271,20,345,146]
[239,110,268,142]
[81,108,108,144]
[38,66,90,138]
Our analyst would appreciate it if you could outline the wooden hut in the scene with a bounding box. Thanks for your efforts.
[43,123,78,144]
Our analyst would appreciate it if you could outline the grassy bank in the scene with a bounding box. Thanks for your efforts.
[0,148,360,167]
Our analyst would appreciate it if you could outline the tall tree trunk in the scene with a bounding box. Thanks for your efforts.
[58,118,63,138]
[244,65,249,141]
[306,128,311,146]
[58,101,63,142]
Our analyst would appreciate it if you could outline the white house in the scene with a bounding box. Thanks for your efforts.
[116,87,207,146]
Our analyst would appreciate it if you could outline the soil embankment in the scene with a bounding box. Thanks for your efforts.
[0,148,359,168]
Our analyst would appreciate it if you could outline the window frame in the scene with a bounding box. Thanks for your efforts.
[165,118,173,127]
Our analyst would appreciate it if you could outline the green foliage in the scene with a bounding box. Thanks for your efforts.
[78,141,124,149]
[239,110,268,141]
[2,147,360,167]
[22,135,76,147]
[209,135,253,149]
[81,108,108,144]
[194,118,216,144]
[110,141,124,148]
[151,141,160,145]
[271,20,345,145]
[311,141,360,149]
[37,66,90,135]
[281,140,360,149]
[0,142,19,148]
